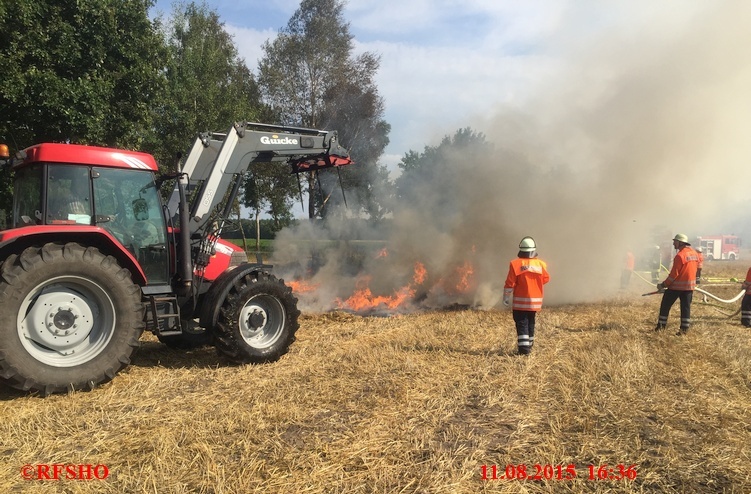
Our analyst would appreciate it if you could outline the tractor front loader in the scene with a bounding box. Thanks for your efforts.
[0,122,352,395]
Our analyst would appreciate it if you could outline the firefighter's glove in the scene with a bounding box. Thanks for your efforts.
[503,295,510,307]
[656,282,665,291]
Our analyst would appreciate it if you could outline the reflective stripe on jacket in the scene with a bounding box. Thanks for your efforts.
[504,257,550,311]
[664,246,698,291]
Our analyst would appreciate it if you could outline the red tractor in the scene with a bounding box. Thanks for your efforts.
[0,122,352,395]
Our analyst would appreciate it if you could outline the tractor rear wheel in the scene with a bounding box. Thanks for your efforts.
[0,243,144,395]
[213,271,299,364]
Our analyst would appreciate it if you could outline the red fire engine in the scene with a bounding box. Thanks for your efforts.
[697,235,741,260]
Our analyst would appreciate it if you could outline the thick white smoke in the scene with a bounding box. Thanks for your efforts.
[272,1,751,311]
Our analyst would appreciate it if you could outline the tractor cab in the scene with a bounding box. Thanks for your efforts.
[8,144,170,284]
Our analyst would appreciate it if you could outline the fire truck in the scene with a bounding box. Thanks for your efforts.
[0,122,352,395]
[697,235,741,260]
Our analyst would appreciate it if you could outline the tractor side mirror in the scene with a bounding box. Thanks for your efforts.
[132,198,149,221]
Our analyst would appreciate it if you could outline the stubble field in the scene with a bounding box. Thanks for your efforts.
[1,260,750,493]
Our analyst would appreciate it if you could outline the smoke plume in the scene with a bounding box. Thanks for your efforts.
[272,1,751,311]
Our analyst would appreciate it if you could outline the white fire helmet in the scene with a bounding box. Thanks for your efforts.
[673,233,690,245]
[519,236,537,253]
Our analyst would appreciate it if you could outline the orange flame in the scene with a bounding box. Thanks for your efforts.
[335,261,427,312]
[435,260,476,296]
[292,256,477,313]
[413,261,427,285]
[455,261,474,293]
[288,279,321,294]
[336,275,415,311]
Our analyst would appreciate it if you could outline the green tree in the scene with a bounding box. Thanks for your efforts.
[154,1,275,246]
[242,165,297,233]
[152,1,266,170]
[0,0,166,213]
[257,0,390,219]
[395,128,492,211]
[319,53,391,221]
[0,0,165,149]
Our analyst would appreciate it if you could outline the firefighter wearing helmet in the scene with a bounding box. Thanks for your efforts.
[503,236,550,355]
[655,233,699,335]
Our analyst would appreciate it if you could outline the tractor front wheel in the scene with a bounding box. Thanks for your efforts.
[0,243,144,395]
[213,271,299,364]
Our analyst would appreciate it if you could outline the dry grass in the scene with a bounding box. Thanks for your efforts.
[1,261,751,493]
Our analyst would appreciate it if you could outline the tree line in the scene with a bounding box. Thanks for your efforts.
[0,0,392,229]
[0,0,488,235]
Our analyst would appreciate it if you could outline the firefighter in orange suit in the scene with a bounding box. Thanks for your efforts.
[504,236,550,355]
[695,247,704,284]
[740,267,751,327]
[655,233,699,335]
[621,249,635,289]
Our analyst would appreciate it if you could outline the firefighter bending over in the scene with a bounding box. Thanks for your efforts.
[503,237,550,355]
[655,233,699,335]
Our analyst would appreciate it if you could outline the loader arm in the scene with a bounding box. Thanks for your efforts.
[166,121,353,236]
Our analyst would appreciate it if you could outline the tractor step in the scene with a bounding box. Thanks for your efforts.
[146,295,183,336]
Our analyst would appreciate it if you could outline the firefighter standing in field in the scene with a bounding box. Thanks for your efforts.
[650,245,662,283]
[695,247,704,284]
[504,237,550,355]
[655,233,699,335]
[621,249,635,289]
[740,267,751,328]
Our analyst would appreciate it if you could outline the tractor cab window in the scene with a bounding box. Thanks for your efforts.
[92,167,169,284]
[12,165,43,226]
[46,165,92,224]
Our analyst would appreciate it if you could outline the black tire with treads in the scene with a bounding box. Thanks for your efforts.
[0,243,144,395]
[213,270,299,364]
